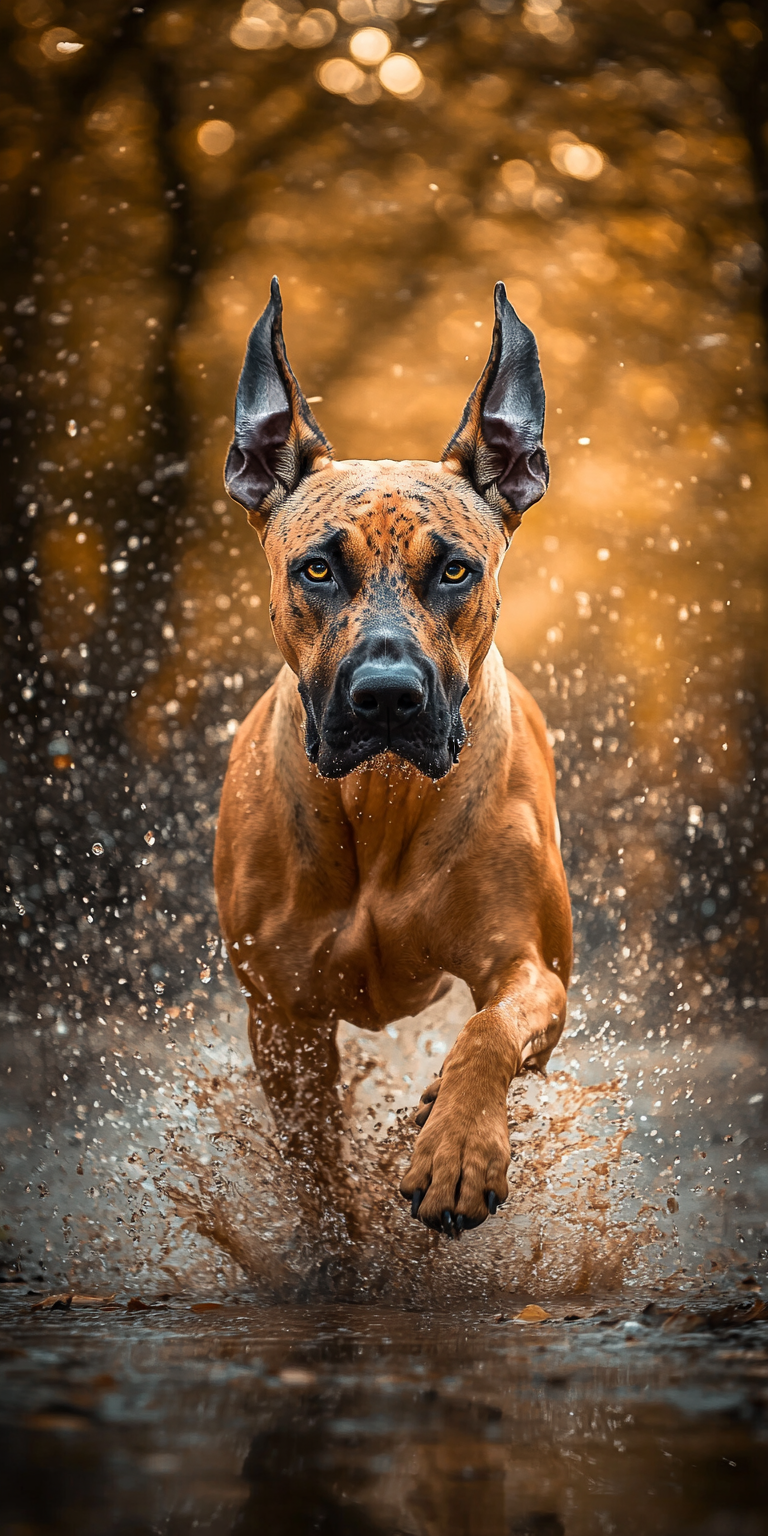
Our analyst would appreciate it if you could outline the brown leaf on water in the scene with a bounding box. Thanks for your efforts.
[190,1302,224,1312]
[708,1298,767,1329]
[515,1304,551,1322]
[126,1296,150,1312]
[644,1297,766,1332]
[31,1292,115,1311]
[661,1307,707,1334]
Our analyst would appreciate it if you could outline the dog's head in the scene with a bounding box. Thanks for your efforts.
[224,278,549,780]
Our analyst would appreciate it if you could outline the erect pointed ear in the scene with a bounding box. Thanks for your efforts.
[442,282,549,534]
[224,276,332,533]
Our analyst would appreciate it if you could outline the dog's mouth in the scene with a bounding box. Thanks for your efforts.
[300,674,467,782]
[315,721,465,781]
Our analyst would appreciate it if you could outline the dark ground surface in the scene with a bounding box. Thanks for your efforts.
[1,1291,768,1536]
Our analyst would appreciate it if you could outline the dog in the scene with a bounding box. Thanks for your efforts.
[214,278,572,1237]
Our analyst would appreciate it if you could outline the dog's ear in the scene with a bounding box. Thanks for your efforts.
[442,282,549,534]
[224,276,332,532]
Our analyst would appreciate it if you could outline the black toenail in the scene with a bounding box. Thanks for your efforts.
[411,1189,423,1217]
[486,1191,498,1215]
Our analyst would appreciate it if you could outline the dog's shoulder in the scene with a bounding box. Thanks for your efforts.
[226,664,296,765]
[504,667,551,756]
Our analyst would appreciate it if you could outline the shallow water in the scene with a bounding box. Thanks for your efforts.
[2,1292,768,1536]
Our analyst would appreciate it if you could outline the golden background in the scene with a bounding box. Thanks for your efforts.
[2,0,767,1008]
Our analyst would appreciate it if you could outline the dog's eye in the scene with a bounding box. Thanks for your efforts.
[304,560,332,582]
[443,561,468,583]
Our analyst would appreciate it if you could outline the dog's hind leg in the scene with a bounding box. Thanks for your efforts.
[247,1004,357,1235]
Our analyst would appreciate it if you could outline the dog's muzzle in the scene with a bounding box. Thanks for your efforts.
[302,643,467,780]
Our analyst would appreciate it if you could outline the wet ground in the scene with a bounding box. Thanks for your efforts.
[2,1290,768,1536]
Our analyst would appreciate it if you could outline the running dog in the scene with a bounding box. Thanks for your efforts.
[214,278,572,1237]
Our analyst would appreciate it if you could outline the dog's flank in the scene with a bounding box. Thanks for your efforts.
[214,279,571,1238]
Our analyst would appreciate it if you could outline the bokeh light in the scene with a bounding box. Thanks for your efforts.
[378,52,423,96]
[317,57,365,95]
[349,26,391,65]
[292,8,337,47]
[196,119,236,156]
[230,1,289,50]
[39,26,84,60]
[501,159,537,208]
[550,136,605,181]
[522,0,574,44]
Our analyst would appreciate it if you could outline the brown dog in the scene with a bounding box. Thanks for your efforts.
[214,278,572,1237]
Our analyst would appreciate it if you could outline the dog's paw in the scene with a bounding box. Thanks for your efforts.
[399,1081,509,1238]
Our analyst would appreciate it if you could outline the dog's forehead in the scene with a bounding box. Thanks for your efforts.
[273,459,497,549]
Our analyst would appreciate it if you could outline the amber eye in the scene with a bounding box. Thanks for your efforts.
[443,561,468,583]
[305,559,331,582]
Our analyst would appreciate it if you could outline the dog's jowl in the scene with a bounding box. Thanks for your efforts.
[214,278,572,1238]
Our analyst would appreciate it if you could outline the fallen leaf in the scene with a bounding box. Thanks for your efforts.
[190,1302,223,1313]
[708,1298,767,1329]
[643,1297,766,1332]
[661,1307,707,1334]
[515,1304,551,1323]
[31,1293,72,1311]
[31,1292,115,1311]
[126,1297,150,1312]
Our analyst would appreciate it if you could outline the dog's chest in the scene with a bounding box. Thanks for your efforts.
[242,881,444,1030]
[322,889,443,1027]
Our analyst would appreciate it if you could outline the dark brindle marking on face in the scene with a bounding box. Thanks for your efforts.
[224,276,548,782]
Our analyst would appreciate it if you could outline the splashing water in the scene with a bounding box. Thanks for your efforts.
[3,949,766,1303]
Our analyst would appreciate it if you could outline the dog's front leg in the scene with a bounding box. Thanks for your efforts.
[248,1005,354,1227]
[399,955,566,1236]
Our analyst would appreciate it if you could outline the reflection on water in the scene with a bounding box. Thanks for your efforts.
[2,1295,768,1536]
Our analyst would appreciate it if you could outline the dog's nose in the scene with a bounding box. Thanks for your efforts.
[349,662,426,726]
